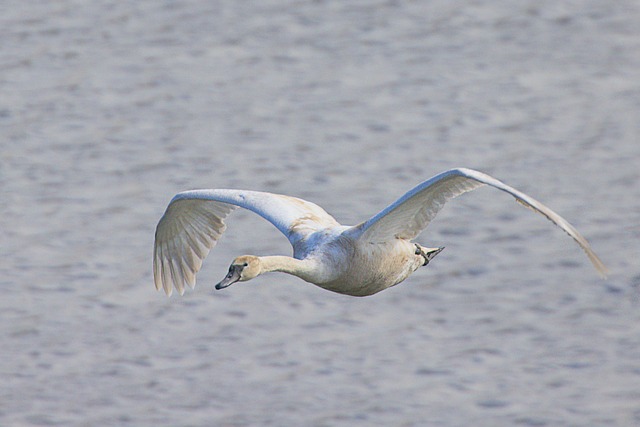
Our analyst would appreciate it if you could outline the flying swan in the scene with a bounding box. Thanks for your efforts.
[153,168,607,297]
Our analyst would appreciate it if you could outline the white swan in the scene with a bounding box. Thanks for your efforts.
[153,168,607,297]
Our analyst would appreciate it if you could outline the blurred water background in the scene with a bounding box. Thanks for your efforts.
[1,1,639,426]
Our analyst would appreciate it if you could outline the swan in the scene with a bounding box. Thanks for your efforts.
[153,168,607,297]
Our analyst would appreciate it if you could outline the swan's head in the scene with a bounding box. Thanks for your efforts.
[415,244,445,267]
[215,255,261,290]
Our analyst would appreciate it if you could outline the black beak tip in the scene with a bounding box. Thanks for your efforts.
[215,265,243,290]
[215,279,236,290]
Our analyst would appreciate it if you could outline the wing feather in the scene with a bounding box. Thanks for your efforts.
[346,168,607,277]
[153,189,339,296]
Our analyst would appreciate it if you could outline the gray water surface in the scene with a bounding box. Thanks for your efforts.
[2,1,640,426]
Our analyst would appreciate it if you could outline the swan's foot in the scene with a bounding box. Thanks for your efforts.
[416,245,445,266]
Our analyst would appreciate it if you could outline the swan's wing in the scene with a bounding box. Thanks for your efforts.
[346,168,607,277]
[154,189,339,296]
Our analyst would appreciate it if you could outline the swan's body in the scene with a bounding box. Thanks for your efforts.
[154,168,607,297]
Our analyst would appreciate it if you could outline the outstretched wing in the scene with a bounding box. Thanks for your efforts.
[154,189,339,296]
[346,168,607,277]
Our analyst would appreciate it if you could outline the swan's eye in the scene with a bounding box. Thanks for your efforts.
[243,262,248,267]
[415,247,421,255]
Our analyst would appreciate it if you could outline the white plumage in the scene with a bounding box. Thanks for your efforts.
[154,168,607,297]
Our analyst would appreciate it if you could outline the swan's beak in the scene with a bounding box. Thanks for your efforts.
[215,266,242,290]
[423,246,445,266]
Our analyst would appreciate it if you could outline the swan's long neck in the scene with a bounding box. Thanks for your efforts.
[259,256,320,283]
